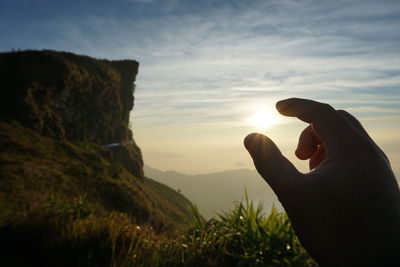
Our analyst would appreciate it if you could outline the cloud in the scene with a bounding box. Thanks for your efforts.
[1,0,400,174]
[74,0,399,180]
[124,2,400,138]
[127,0,154,3]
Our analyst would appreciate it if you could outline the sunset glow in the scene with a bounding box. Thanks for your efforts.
[247,106,281,129]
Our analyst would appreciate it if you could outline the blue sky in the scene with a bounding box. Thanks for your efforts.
[1,0,400,175]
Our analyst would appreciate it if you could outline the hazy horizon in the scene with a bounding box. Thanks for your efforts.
[1,0,399,177]
[143,164,284,219]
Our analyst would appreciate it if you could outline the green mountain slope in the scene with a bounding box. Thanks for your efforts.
[0,117,194,232]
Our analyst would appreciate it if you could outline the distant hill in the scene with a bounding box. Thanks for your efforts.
[0,50,196,232]
[144,165,283,219]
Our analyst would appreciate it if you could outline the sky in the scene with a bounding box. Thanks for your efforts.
[1,0,400,177]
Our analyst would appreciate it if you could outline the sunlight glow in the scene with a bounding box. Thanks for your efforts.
[247,106,281,129]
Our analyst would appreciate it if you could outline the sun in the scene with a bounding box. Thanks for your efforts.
[247,106,281,129]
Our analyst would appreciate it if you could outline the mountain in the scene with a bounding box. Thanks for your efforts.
[0,50,143,177]
[0,50,196,232]
[144,165,283,219]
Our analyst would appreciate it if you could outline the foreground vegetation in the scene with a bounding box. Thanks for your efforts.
[0,120,195,232]
[0,194,316,266]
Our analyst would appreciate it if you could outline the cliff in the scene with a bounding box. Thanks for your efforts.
[0,50,143,177]
[0,50,195,235]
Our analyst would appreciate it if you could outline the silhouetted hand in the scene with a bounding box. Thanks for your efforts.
[244,98,400,266]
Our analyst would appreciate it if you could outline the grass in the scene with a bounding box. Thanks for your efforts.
[0,193,316,266]
[0,118,316,266]
[0,120,196,232]
[176,194,316,267]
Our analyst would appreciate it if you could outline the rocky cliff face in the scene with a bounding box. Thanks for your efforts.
[0,50,196,236]
[0,50,143,177]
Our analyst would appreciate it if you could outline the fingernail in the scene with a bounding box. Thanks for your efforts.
[244,133,269,162]
[276,99,289,112]
[243,133,260,155]
[276,100,284,110]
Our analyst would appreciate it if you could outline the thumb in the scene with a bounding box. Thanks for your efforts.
[244,133,300,196]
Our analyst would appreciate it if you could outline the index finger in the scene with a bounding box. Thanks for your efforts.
[276,98,357,148]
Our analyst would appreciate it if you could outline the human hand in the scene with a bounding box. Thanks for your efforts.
[244,98,400,266]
